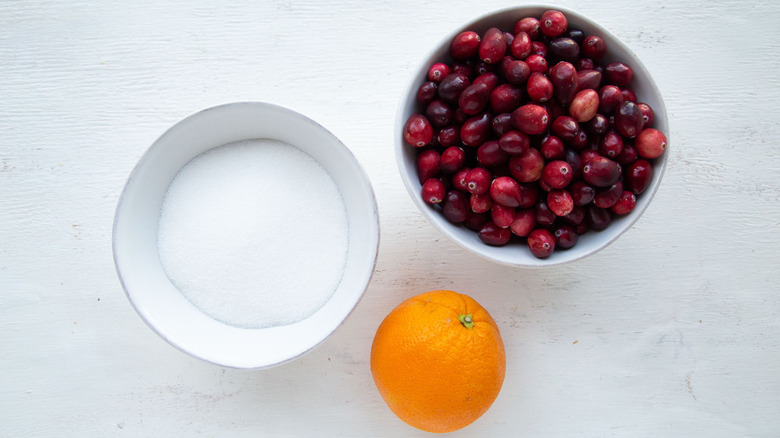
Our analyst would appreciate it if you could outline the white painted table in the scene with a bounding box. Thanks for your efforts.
[2,1,779,436]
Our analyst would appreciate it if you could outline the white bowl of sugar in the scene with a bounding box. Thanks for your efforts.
[113,102,379,369]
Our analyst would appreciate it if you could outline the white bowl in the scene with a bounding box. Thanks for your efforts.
[395,5,668,267]
[113,102,379,369]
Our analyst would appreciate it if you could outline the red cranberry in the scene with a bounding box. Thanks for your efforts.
[614,101,644,138]
[442,190,469,223]
[616,142,638,165]
[440,146,465,173]
[490,176,524,207]
[437,126,461,148]
[575,57,595,71]
[478,221,512,246]
[477,140,510,167]
[635,128,667,159]
[549,61,579,105]
[547,190,574,216]
[470,192,492,213]
[525,54,548,73]
[404,113,433,147]
[460,112,492,146]
[492,112,514,136]
[510,208,536,237]
[527,228,556,258]
[599,130,624,159]
[582,156,621,187]
[427,62,451,83]
[479,27,507,64]
[581,35,607,60]
[540,10,567,37]
[553,224,579,249]
[637,102,655,129]
[593,181,623,209]
[499,130,530,155]
[530,40,547,57]
[527,72,554,103]
[450,31,481,60]
[473,72,500,91]
[551,115,579,143]
[511,104,549,135]
[517,182,540,208]
[576,69,602,91]
[502,59,531,86]
[491,203,516,228]
[417,81,438,105]
[621,88,637,103]
[598,85,624,115]
[508,148,544,182]
[421,178,446,204]
[451,167,470,192]
[542,160,574,189]
[515,17,541,40]
[570,181,595,206]
[416,148,440,183]
[540,135,566,160]
[510,31,532,59]
[465,167,492,195]
[569,89,599,122]
[611,191,637,215]
[605,62,634,87]
[458,83,490,115]
[490,83,524,113]
[451,62,474,79]
[625,159,654,195]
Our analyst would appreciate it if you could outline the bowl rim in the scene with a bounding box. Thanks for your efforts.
[113,101,380,369]
[394,5,668,268]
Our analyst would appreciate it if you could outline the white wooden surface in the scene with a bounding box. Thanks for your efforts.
[2,1,779,436]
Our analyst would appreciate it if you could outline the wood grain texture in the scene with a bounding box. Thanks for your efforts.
[1,0,779,436]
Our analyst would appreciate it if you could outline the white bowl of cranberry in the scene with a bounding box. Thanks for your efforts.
[396,6,668,266]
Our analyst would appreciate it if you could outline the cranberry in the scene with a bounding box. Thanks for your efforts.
[534,200,557,226]
[450,31,481,60]
[568,88,599,122]
[491,203,516,228]
[598,85,624,115]
[437,126,461,148]
[616,142,638,165]
[460,112,492,146]
[511,104,549,135]
[510,208,536,237]
[588,113,610,135]
[490,83,524,113]
[576,69,602,91]
[621,88,637,103]
[625,159,654,195]
[425,100,453,128]
[510,31,533,59]
[517,182,540,208]
[470,192,492,213]
[440,146,465,173]
[438,73,471,104]
[599,130,624,159]
[637,102,655,129]
[490,176,524,207]
[566,28,585,44]
[582,156,621,187]
[457,83,490,115]
[548,37,580,63]
[501,59,531,86]
[465,167,492,195]
[477,140,510,167]
[404,113,433,147]
[635,128,667,159]
[549,61,579,105]
[417,81,438,105]
[564,148,584,179]
[515,17,541,40]
[540,10,567,37]
[442,190,469,223]
[421,178,446,204]
[427,62,451,83]
[492,112,514,136]
[530,40,547,57]
[570,181,595,206]
[527,72,554,103]
[465,211,489,231]
[581,35,607,60]
[473,72,500,91]
[416,148,440,183]
[527,228,556,258]
[525,54,548,73]
[451,167,470,192]
[575,57,595,71]
[542,160,574,189]
[478,221,512,246]
[614,101,644,138]
[611,190,637,215]
[451,62,474,79]
[547,190,574,216]
[593,181,623,209]
[561,204,585,225]
[605,62,634,87]
[508,148,544,182]
[498,130,530,155]
[540,135,566,160]
[551,115,579,143]
[585,205,611,231]
[479,27,507,64]
[553,224,579,249]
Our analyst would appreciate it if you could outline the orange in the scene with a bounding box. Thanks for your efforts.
[370,290,506,433]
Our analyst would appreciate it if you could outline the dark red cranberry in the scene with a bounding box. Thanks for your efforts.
[635,128,667,159]
[450,31,481,60]
[593,181,623,209]
[540,10,567,37]
[491,203,516,228]
[425,100,454,128]
[549,61,579,105]
[437,126,461,147]
[478,221,512,246]
[479,27,507,64]
[575,57,595,71]
[508,148,544,182]
[616,142,638,165]
[451,62,474,79]
[599,130,624,159]
[534,200,557,226]
[581,35,607,60]
[551,115,579,142]
[570,181,595,206]
[502,59,531,86]
[587,113,610,135]
[525,54,548,73]
[473,72,500,91]
[625,159,654,195]
[417,81,438,105]
[491,112,514,136]
[490,176,524,207]
[416,148,440,183]
[580,149,601,165]
[511,104,549,135]
[553,224,579,249]
[570,129,589,150]
[517,182,540,208]
[490,83,524,113]
[605,62,634,87]
[564,148,584,179]
[527,228,556,258]
[440,146,465,173]
[614,101,644,138]
[477,140,509,167]
[442,190,469,223]
[421,178,446,204]
[621,88,637,103]
[510,208,536,237]
[548,37,580,63]
[566,28,585,44]
[458,83,490,115]
[561,204,585,225]
[598,85,624,115]
[542,160,573,189]
[526,72,554,103]
[547,190,574,216]
[585,205,611,231]
[611,191,637,215]
[514,17,541,40]
[464,211,489,231]
[582,156,621,187]
[510,31,532,59]
[460,112,492,147]
[499,130,530,155]
[437,73,471,104]
[576,69,602,91]
[540,135,566,160]
[404,114,433,147]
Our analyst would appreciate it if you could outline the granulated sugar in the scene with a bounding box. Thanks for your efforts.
[157,139,349,329]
